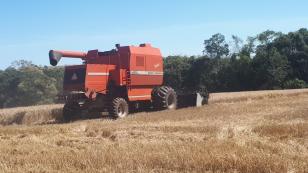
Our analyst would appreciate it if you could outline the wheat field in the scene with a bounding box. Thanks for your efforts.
[0,89,308,172]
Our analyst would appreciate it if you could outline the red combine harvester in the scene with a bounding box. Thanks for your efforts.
[49,43,208,121]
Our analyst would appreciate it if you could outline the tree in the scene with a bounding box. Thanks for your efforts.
[203,33,229,59]
[0,68,22,107]
[283,78,306,89]
[185,57,221,92]
[16,66,58,106]
[217,55,253,91]
[240,36,256,57]
[252,47,289,89]
[9,60,37,71]
[163,56,193,90]
[230,35,243,55]
[271,28,308,82]
[257,30,281,45]
[43,66,64,93]
[0,61,59,108]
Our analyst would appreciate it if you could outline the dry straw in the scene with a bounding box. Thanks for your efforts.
[0,89,308,172]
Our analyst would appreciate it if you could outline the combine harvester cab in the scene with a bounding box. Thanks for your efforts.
[49,43,208,121]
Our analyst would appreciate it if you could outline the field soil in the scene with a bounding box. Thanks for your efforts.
[0,89,308,172]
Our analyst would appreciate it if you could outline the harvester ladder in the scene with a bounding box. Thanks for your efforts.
[126,70,131,89]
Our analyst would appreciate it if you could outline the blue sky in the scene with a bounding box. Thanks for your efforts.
[0,0,307,69]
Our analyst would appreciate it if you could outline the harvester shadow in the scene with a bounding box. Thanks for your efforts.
[38,111,115,125]
[43,104,200,125]
[51,109,154,124]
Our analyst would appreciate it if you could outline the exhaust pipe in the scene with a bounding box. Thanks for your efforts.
[49,50,87,66]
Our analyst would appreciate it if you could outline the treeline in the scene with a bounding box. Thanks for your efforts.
[0,61,64,108]
[164,28,308,92]
[1,28,308,108]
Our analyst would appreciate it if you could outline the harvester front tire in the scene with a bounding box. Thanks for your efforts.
[110,97,129,118]
[152,86,177,110]
[63,102,81,122]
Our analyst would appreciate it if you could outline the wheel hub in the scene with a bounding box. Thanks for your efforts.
[167,94,176,109]
[116,102,127,118]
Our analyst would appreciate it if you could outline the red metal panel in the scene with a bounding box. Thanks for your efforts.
[130,74,163,86]
[85,64,109,93]
[53,50,87,58]
[127,86,153,101]
[128,44,161,56]
[110,68,127,86]
[128,44,163,87]
[145,55,163,73]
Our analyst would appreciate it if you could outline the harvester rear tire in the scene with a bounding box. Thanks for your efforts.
[152,86,177,110]
[63,102,81,122]
[110,97,129,118]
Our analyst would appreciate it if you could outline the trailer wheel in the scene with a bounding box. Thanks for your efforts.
[110,97,129,118]
[152,86,177,110]
[63,102,81,122]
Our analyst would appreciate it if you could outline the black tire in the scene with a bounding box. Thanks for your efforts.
[152,86,177,110]
[63,102,81,122]
[109,97,129,118]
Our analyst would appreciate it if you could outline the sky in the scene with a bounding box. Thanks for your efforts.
[0,0,307,69]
